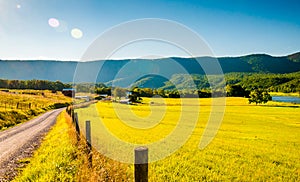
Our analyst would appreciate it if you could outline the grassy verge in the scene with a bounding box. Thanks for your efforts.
[14,111,131,181]
[13,112,78,181]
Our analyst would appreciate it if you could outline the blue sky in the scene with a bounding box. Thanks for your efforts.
[0,0,299,60]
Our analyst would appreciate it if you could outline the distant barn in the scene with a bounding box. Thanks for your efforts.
[62,88,75,97]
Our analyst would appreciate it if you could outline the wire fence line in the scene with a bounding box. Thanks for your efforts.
[66,105,149,182]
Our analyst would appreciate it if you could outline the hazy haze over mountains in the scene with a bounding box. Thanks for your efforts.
[0,52,299,84]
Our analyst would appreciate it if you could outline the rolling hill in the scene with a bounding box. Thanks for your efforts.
[0,52,299,86]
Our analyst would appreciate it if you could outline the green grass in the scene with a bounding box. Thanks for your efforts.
[75,97,300,181]
[0,90,72,130]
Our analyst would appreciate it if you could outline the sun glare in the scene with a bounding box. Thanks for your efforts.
[71,28,83,39]
[48,18,60,28]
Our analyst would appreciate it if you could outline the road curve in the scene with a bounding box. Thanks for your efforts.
[0,108,64,181]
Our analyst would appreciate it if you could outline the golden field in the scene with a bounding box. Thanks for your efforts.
[0,90,71,130]
[76,97,300,181]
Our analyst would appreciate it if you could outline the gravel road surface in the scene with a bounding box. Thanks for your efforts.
[0,108,63,181]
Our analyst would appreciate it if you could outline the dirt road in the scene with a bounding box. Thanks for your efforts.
[0,108,64,181]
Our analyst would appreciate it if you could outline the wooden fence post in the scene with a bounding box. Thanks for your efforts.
[71,109,75,124]
[86,120,91,144]
[67,105,72,116]
[86,120,92,167]
[74,112,80,142]
[134,147,148,182]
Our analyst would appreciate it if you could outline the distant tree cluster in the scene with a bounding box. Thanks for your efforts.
[226,85,250,97]
[225,72,300,94]
[113,87,127,100]
[95,87,111,95]
[93,84,219,100]
[248,89,272,105]
[0,79,71,91]
[225,84,273,104]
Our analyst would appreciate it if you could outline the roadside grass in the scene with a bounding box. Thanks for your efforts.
[13,111,78,181]
[76,97,300,181]
[14,111,131,181]
[0,90,72,130]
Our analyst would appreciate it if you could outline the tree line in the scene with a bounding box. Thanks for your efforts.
[225,71,300,93]
[95,85,272,105]
[0,79,71,91]
[95,86,217,99]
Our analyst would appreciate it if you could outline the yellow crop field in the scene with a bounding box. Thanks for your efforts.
[76,97,300,181]
[0,90,72,130]
[0,90,71,110]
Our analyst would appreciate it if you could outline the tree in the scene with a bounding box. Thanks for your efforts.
[128,93,142,103]
[157,89,166,97]
[168,90,180,98]
[226,84,249,97]
[248,89,272,105]
[113,87,127,100]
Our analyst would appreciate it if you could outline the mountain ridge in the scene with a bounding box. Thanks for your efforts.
[1,52,298,62]
[0,52,299,83]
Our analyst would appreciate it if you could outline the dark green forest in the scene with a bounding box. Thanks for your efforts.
[0,79,71,91]
[130,71,300,93]
[225,71,300,93]
[1,71,299,98]
[94,71,300,98]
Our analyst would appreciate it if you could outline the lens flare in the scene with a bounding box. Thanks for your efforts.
[71,28,83,39]
[48,18,60,28]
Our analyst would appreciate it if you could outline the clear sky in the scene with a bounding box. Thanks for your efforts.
[0,0,299,60]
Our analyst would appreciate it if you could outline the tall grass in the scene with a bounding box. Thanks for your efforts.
[14,111,131,181]
[13,112,79,181]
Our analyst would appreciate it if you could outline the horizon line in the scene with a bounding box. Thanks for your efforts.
[0,51,299,62]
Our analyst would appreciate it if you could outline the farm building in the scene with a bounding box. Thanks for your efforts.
[120,99,131,104]
[62,88,75,97]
